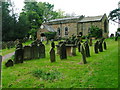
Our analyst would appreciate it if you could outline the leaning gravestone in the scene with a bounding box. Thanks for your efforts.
[84,41,90,57]
[5,59,14,67]
[14,48,24,64]
[50,48,56,62]
[38,42,45,58]
[80,44,87,64]
[60,43,67,59]
[16,43,23,49]
[99,41,103,52]
[103,41,107,50]
[23,46,32,60]
[31,44,39,59]
[94,41,99,53]
[78,41,81,52]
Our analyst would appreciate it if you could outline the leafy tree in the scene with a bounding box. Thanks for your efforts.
[44,32,57,40]
[108,8,120,24]
[89,25,102,38]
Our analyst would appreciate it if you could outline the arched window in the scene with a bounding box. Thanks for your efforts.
[65,27,68,35]
[104,20,108,33]
[57,28,60,35]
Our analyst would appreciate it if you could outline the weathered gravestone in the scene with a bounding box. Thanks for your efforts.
[50,48,56,62]
[2,42,7,49]
[31,44,39,59]
[78,41,81,52]
[14,48,24,64]
[7,41,11,49]
[89,38,92,46]
[23,46,32,60]
[60,43,67,59]
[38,42,45,58]
[16,43,23,49]
[84,41,90,57]
[94,41,99,53]
[103,41,107,50]
[5,59,14,67]
[51,41,55,48]
[80,44,87,64]
[99,41,103,52]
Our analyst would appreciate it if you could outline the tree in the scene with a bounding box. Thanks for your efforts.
[108,8,120,24]
[89,25,102,38]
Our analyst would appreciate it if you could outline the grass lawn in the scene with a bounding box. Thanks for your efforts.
[2,38,118,88]
[0,40,33,56]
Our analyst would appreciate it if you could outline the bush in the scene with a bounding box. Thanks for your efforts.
[89,25,102,38]
[44,32,57,40]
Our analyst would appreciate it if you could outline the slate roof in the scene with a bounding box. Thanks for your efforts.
[48,16,81,22]
[78,15,103,23]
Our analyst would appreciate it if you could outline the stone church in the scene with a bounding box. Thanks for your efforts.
[37,14,109,40]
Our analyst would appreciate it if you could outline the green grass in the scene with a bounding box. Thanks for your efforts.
[2,38,118,88]
[0,40,33,56]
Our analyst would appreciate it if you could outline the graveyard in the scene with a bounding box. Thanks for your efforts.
[2,38,118,88]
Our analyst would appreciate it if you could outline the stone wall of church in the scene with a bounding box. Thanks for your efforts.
[50,22,78,38]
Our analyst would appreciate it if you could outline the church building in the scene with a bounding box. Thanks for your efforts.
[37,14,109,40]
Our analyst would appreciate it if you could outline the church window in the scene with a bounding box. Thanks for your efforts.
[65,27,68,35]
[57,28,60,35]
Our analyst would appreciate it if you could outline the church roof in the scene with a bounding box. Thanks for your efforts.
[78,15,103,23]
[43,24,55,32]
[48,16,80,22]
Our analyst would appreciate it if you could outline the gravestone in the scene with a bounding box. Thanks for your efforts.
[38,42,45,58]
[5,59,14,67]
[80,44,87,64]
[89,38,92,46]
[31,44,39,59]
[84,41,90,57]
[60,43,67,59]
[51,41,55,48]
[99,41,103,52]
[103,42,107,50]
[14,48,24,64]
[7,41,11,49]
[50,48,56,62]
[94,41,99,53]
[2,42,7,49]
[78,41,81,52]
[16,43,23,49]
[23,46,32,60]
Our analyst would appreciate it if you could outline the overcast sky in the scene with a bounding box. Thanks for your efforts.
[12,0,120,35]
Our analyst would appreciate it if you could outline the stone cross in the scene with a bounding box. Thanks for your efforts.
[50,47,56,62]
[80,44,87,64]
[60,43,67,59]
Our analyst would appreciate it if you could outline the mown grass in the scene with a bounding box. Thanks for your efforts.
[0,40,33,56]
[2,38,118,88]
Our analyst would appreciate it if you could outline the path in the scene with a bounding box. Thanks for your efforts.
[2,52,15,61]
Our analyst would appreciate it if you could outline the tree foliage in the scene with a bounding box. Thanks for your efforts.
[89,25,102,38]
[44,32,57,40]
[108,8,120,24]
